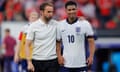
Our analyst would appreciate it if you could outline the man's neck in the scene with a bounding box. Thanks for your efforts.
[67,17,78,24]
[5,34,10,37]
[40,16,49,24]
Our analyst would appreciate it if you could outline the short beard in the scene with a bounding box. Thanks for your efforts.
[45,17,52,22]
[69,16,76,21]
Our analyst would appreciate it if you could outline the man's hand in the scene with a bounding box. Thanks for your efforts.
[27,61,34,72]
[58,56,64,66]
[87,56,93,66]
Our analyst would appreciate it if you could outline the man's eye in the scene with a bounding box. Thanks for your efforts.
[68,8,76,11]
[72,8,76,10]
[48,11,51,13]
[48,11,53,13]
[68,9,71,11]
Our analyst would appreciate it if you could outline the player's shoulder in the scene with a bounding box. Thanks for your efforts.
[20,24,29,32]
[79,19,91,26]
[57,20,66,29]
[60,19,66,22]
[79,19,88,22]
[51,19,59,23]
[51,19,58,22]
[58,19,66,24]
[31,19,40,25]
[24,24,29,28]
[29,19,40,27]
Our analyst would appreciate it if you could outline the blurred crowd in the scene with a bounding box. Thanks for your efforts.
[0,0,120,29]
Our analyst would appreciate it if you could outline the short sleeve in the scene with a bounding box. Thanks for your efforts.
[57,23,62,41]
[26,25,34,40]
[85,21,94,38]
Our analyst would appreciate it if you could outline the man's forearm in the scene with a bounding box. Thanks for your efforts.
[25,40,32,61]
[88,38,96,57]
[56,41,62,57]
[15,42,21,56]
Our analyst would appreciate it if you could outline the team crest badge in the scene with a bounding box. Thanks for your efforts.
[76,27,80,35]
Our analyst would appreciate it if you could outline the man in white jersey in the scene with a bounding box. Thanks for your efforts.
[25,2,59,72]
[57,1,96,72]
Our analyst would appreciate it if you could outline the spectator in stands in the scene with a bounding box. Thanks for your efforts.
[77,0,100,29]
[0,0,5,12]
[4,0,14,21]
[95,0,116,29]
[13,0,24,21]
[77,0,96,19]
[105,0,120,29]
[0,12,3,23]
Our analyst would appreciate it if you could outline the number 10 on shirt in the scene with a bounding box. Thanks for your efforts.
[68,35,75,43]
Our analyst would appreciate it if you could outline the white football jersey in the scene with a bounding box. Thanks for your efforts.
[57,19,94,68]
[26,19,58,60]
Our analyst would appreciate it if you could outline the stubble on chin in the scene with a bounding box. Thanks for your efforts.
[45,17,52,22]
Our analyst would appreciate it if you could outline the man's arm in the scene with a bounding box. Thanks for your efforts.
[84,20,96,66]
[56,41,64,65]
[14,32,23,63]
[25,39,32,62]
[14,41,21,63]
[87,37,96,66]
[25,39,34,71]
[56,41,62,57]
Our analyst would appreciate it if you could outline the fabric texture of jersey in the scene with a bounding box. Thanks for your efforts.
[57,19,94,68]
[19,24,32,59]
[26,19,58,60]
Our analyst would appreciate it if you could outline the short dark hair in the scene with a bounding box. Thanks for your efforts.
[5,28,10,33]
[40,2,53,11]
[65,1,77,9]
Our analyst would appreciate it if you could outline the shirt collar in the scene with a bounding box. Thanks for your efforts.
[39,18,52,25]
[66,17,78,24]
